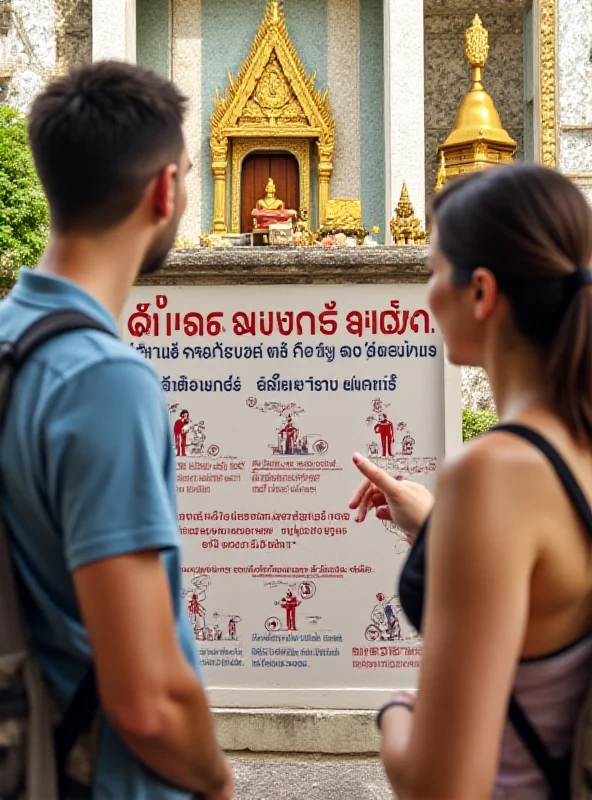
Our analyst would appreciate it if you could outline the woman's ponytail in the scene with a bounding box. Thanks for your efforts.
[548,285,592,443]
[431,163,592,444]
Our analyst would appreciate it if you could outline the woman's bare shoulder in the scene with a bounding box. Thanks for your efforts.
[434,430,554,546]
[442,428,555,489]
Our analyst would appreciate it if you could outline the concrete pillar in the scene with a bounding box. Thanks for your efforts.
[92,0,136,63]
[383,0,426,241]
[172,0,202,240]
[327,0,361,199]
[557,0,592,206]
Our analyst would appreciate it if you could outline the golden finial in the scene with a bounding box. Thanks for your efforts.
[266,0,282,23]
[435,152,447,192]
[390,183,426,245]
[465,15,489,86]
[436,15,516,180]
[397,182,413,217]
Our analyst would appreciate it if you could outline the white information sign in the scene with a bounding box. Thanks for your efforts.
[122,284,445,708]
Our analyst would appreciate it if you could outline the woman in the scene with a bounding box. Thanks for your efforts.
[350,164,592,799]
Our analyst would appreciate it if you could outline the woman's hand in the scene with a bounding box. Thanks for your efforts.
[349,453,434,540]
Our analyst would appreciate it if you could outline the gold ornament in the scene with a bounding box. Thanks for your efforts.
[436,15,517,182]
[390,183,426,245]
[465,13,489,74]
[323,199,362,230]
[293,211,316,246]
[539,0,557,167]
[434,151,447,192]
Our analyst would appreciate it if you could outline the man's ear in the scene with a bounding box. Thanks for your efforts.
[151,163,178,222]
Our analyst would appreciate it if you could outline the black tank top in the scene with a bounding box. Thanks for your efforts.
[398,424,592,798]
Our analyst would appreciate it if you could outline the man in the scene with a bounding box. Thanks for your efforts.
[279,415,298,455]
[0,62,232,799]
[372,593,401,641]
[374,413,394,457]
[281,590,300,631]
[187,592,204,633]
[174,409,191,456]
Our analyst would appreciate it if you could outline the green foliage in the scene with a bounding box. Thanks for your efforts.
[0,105,48,297]
[462,407,499,442]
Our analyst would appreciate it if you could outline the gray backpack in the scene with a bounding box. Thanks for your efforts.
[0,310,111,799]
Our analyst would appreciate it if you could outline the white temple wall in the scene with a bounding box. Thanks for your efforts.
[0,0,55,111]
[557,0,592,206]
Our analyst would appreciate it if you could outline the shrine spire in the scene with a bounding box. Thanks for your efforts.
[265,0,284,23]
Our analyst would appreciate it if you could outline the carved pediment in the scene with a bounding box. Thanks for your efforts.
[209,1,335,233]
[238,52,308,128]
[211,0,334,145]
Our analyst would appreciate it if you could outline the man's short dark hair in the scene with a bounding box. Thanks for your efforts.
[28,61,187,233]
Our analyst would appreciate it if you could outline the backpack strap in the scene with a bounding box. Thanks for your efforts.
[0,308,116,794]
[54,668,99,795]
[494,423,592,796]
[0,309,116,423]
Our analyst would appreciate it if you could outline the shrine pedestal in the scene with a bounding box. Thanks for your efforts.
[141,244,430,286]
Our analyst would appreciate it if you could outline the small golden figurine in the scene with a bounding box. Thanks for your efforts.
[390,182,426,245]
[293,210,316,246]
[252,178,297,230]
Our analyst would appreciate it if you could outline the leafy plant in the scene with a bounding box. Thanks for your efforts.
[462,407,498,442]
[0,105,48,297]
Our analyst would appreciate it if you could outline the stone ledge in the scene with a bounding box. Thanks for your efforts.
[228,753,392,799]
[213,708,379,755]
[139,245,429,286]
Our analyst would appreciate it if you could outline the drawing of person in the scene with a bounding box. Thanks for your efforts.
[372,593,402,640]
[228,616,239,640]
[391,596,419,641]
[187,592,205,634]
[189,420,206,455]
[174,409,191,457]
[279,416,299,455]
[402,433,415,456]
[374,413,394,457]
[383,596,402,640]
[281,590,301,630]
[183,574,210,636]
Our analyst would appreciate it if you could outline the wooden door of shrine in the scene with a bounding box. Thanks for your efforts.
[240,152,300,233]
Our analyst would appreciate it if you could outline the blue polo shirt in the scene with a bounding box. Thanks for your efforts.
[0,269,200,799]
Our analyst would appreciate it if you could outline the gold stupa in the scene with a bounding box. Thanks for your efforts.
[437,15,517,188]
